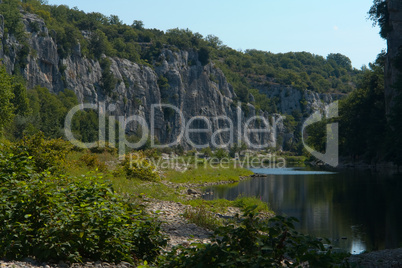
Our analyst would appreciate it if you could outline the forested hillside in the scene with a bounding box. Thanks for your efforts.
[6,0,361,98]
[1,2,361,95]
[305,0,402,165]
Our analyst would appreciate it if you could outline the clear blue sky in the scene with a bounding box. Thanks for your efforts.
[47,0,386,69]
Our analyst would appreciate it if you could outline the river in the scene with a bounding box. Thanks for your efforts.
[203,166,402,254]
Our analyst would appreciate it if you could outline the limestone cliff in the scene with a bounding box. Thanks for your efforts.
[0,11,336,150]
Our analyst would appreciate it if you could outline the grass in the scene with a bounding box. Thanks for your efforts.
[182,206,222,230]
[64,151,93,176]
[110,176,184,202]
[64,150,273,217]
[184,196,272,214]
[164,163,253,184]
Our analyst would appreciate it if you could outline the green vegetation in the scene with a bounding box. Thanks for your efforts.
[164,164,253,184]
[0,0,26,42]
[339,55,386,160]
[0,140,167,264]
[305,0,402,165]
[182,206,221,230]
[158,210,348,267]
[0,134,350,265]
[369,0,390,39]
[122,152,160,182]
[184,196,272,214]
[0,66,16,132]
[305,55,387,161]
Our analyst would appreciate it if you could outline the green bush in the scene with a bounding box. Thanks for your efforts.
[0,152,167,263]
[122,152,159,181]
[79,152,108,171]
[15,132,73,173]
[213,148,228,160]
[89,141,118,155]
[158,207,348,267]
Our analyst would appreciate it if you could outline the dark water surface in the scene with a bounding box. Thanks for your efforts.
[203,167,402,254]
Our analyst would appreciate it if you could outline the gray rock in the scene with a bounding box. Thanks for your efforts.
[0,10,338,150]
[187,188,199,195]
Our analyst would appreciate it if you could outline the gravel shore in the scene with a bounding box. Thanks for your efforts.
[348,248,402,267]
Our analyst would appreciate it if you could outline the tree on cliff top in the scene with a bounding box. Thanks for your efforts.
[369,0,391,39]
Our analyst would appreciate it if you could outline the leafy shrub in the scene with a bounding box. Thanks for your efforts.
[201,147,213,157]
[213,148,228,160]
[15,132,73,173]
[141,149,162,160]
[0,152,167,263]
[232,196,271,213]
[158,207,348,267]
[79,153,107,172]
[122,152,159,181]
[0,152,36,183]
[89,141,118,155]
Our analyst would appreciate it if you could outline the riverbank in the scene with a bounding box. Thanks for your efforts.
[4,145,395,266]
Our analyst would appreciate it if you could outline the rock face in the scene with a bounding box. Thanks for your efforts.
[0,12,336,150]
[255,84,342,115]
[385,0,402,115]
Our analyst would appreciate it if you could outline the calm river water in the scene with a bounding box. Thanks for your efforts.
[203,167,402,254]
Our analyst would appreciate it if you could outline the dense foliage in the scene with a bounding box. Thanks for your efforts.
[0,65,106,143]
[339,56,386,160]
[304,54,387,161]
[0,65,16,131]
[369,0,391,39]
[305,0,402,164]
[0,141,167,263]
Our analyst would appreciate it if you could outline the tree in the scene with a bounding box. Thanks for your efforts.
[89,30,115,59]
[339,59,386,160]
[0,0,26,41]
[132,20,144,30]
[109,14,122,25]
[27,86,68,138]
[100,58,117,95]
[198,47,210,66]
[369,0,391,39]
[205,34,222,49]
[327,53,352,71]
[11,83,30,116]
[0,66,15,132]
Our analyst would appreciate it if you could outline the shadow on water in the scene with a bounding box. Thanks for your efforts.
[203,166,402,254]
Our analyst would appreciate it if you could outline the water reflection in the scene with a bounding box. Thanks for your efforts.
[203,167,402,254]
